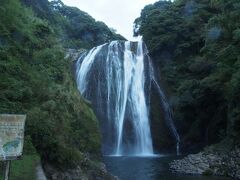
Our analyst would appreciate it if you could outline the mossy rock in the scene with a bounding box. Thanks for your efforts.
[203,169,214,176]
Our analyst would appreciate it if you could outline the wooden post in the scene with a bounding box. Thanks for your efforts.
[4,161,10,180]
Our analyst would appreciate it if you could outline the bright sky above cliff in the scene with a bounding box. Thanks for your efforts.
[61,0,159,40]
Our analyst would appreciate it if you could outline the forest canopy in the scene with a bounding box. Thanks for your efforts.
[135,0,240,146]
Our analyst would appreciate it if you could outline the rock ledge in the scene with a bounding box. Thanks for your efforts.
[170,146,240,179]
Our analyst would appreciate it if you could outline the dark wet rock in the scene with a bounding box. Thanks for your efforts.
[170,145,240,179]
[44,161,117,180]
[65,49,87,62]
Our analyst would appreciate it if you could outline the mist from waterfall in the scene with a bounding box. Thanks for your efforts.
[75,40,179,156]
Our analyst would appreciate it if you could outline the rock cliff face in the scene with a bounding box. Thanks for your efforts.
[170,145,240,179]
[65,49,87,62]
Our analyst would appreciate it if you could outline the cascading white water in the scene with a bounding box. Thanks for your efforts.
[76,43,107,95]
[152,78,180,155]
[75,40,179,156]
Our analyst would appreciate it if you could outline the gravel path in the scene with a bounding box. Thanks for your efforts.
[36,163,47,180]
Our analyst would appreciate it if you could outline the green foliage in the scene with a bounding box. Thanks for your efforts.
[21,0,125,49]
[0,155,40,180]
[0,0,102,169]
[136,0,240,146]
[0,137,40,180]
[9,155,40,180]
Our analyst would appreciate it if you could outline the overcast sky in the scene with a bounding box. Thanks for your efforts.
[61,0,159,40]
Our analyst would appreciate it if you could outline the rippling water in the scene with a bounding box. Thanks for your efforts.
[103,155,231,180]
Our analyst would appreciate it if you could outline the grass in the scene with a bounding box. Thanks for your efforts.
[0,154,40,180]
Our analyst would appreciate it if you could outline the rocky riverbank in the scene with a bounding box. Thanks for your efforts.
[170,144,240,179]
[44,157,117,180]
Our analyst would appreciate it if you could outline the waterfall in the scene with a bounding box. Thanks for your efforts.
[148,58,180,155]
[152,78,180,155]
[75,40,180,156]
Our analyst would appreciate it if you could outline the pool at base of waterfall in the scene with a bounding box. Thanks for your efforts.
[103,155,231,180]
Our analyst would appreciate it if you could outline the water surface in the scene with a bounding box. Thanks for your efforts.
[104,155,231,180]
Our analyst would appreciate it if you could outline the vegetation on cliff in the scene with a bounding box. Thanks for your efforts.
[0,0,122,174]
[22,0,125,49]
[135,0,240,149]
